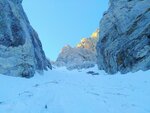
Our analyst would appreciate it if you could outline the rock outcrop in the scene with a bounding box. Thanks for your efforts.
[55,29,99,70]
[0,0,51,77]
[96,0,150,74]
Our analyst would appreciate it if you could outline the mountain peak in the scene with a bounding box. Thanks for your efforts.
[76,29,99,51]
[54,29,99,70]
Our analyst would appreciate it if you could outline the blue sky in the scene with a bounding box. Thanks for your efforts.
[23,0,109,61]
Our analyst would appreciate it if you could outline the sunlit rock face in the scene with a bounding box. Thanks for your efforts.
[96,0,150,74]
[0,0,51,77]
[77,29,99,52]
[55,29,99,70]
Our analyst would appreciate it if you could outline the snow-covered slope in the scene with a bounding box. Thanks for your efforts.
[0,68,150,113]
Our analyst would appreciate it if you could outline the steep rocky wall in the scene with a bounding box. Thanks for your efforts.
[97,0,150,74]
[0,0,51,77]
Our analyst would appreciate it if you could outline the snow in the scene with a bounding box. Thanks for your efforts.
[0,67,150,113]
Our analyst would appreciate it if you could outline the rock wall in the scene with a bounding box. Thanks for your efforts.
[96,0,150,74]
[0,0,51,77]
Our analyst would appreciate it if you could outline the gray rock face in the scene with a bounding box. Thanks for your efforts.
[55,45,96,70]
[0,0,51,77]
[55,29,99,70]
[96,0,150,74]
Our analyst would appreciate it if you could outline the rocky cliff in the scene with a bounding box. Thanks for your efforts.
[0,0,51,77]
[96,0,150,74]
[55,29,99,70]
